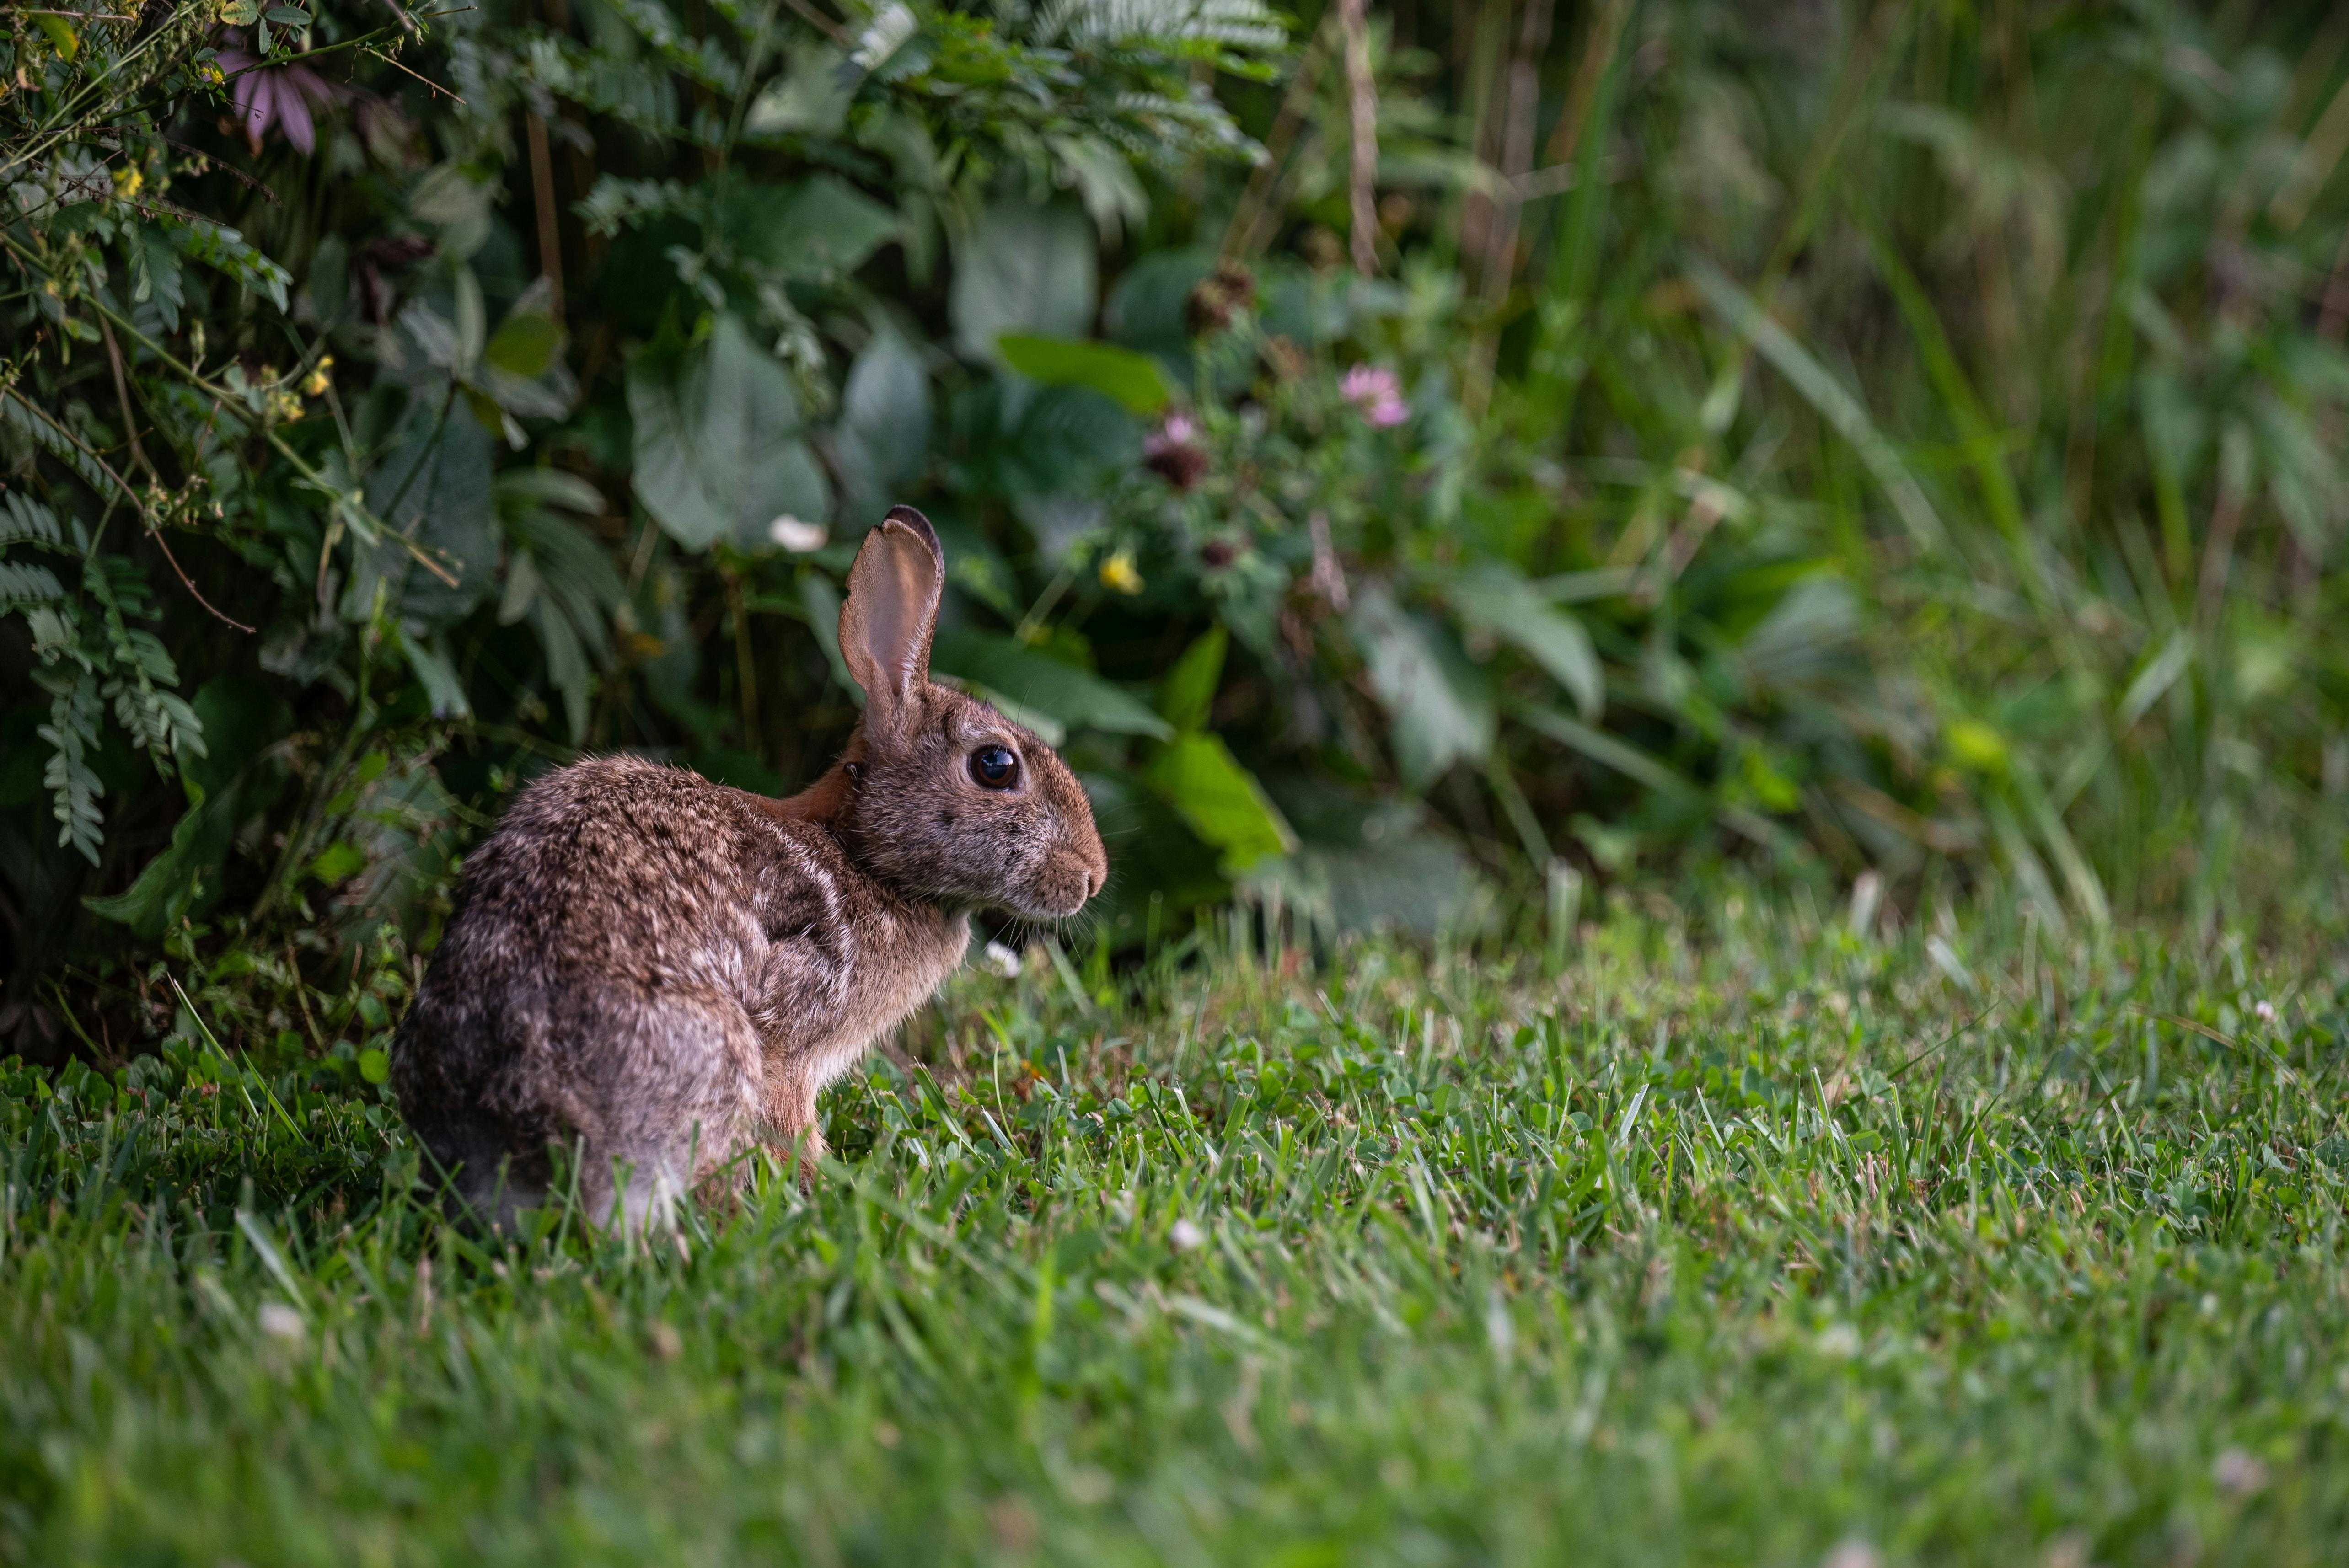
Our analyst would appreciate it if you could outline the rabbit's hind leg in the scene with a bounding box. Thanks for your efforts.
[563,985,767,1234]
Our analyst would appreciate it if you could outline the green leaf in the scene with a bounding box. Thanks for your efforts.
[798,571,854,698]
[484,311,562,380]
[834,324,931,518]
[930,630,1172,739]
[744,43,856,137]
[87,675,290,939]
[85,790,232,937]
[165,218,291,313]
[1444,562,1604,720]
[1157,626,1226,732]
[997,335,1171,413]
[396,625,473,722]
[627,314,832,552]
[1142,732,1296,873]
[1348,588,1495,790]
[951,202,1096,361]
[32,15,80,58]
[181,676,290,808]
[308,841,368,886]
[494,467,606,518]
[755,177,900,281]
[358,1049,391,1085]
[350,405,498,628]
[263,6,311,25]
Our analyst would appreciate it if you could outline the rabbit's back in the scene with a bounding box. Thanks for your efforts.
[392,756,783,1219]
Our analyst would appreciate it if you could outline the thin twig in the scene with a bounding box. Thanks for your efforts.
[366,44,466,102]
[2,233,463,590]
[163,137,282,203]
[1336,0,1379,275]
[778,0,848,44]
[146,524,258,633]
[96,312,157,481]
[5,378,257,632]
[1222,24,1329,259]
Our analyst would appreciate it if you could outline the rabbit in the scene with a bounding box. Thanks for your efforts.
[390,506,1108,1231]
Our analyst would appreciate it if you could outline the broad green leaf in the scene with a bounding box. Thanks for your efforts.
[1444,562,1603,719]
[744,177,900,281]
[951,201,1096,361]
[1157,626,1226,732]
[1348,587,1494,789]
[835,324,931,518]
[350,405,498,628]
[930,630,1172,739]
[494,467,606,517]
[997,334,1171,413]
[484,311,562,380]
[627,314,831,552]
[1142,732,1296,872]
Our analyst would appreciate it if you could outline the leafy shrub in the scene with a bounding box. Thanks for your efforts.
[5,0,2347,1060]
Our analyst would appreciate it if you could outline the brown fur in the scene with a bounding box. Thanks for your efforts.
[389,508,1107,1229]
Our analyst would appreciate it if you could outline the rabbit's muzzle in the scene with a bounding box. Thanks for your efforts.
[1024,847,1106,919]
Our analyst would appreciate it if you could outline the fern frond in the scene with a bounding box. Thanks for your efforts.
[1030,0,1285,51]
[0,561,67,611]
[35,669,107,867]
[1,492,65,546]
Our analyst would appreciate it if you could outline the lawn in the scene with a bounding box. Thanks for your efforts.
[5,900,2348,1566]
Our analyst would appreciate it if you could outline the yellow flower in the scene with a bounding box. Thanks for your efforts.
[302,356,333,396]
[112,166,145,200]
[196,61,225,87]
[268,387,305,423]
[1099,549,1143,595]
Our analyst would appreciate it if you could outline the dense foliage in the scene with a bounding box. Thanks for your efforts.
[7,901,2349,1561]
[5,0,2349,1057]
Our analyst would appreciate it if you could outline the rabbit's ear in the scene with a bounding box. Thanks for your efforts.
[840,506,944,728]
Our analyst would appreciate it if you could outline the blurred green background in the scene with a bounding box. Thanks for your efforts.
[5,0,2347,1059]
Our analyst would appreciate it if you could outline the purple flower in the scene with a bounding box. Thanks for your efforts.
[1340,364,1409,429]
[215,37,343,155]
[1143,410,1209,490]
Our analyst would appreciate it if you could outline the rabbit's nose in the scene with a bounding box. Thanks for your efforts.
[1085,865,1104,899]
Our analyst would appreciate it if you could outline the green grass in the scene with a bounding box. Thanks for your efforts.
[6,900,2349,1566]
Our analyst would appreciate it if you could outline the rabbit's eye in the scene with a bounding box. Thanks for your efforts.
[970,745,1019,790]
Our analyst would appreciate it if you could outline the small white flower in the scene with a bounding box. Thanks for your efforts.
[2254,1000,2278,1025]
[1168,1218,1206,1252]
[767,515,827,552]
[1814,1322,1861,1360]
[982,940,1022,979]
[258,1302,306,1342]
[1820,1542,1881,1568]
